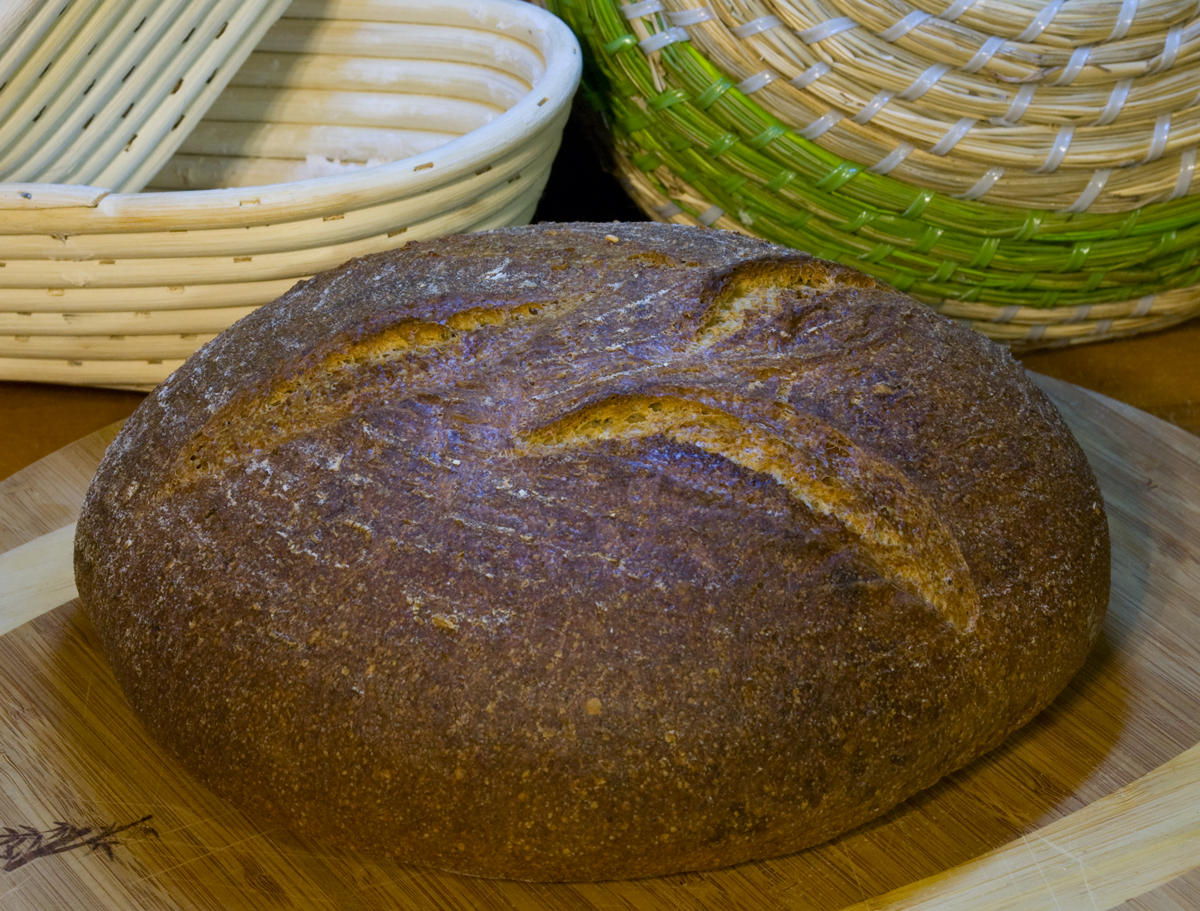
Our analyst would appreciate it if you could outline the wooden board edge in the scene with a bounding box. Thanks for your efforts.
[3,384,1200,910]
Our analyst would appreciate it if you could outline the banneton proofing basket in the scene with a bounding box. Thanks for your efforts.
[0,0,581,390]
[547,0,1200,348]
[0,0,291,192]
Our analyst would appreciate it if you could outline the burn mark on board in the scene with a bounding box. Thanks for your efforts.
[0,816,158,872]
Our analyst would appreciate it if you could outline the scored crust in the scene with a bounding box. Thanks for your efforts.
[75,223,1110,881]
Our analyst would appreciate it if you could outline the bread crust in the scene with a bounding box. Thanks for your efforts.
[74,223,1110,881]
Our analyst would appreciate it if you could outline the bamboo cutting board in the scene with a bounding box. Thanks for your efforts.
[1,375,1199,911]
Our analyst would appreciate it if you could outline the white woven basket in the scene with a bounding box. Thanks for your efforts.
[0,0,291,192]
[0,0,581,390]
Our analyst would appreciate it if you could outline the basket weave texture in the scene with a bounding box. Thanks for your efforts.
[0,0,291,193]
[547,0,1200,346]
[0,0,581,390]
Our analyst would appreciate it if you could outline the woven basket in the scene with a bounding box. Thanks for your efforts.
[547,0,1200,347]
[0,0,291,192]
[0,0,580,390]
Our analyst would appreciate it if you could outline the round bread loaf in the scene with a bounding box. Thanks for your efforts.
[75,223,1110,882]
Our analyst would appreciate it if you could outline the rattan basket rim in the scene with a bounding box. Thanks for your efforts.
[572,1,1200,233]
[604,76,1200,267]
[0,0,582,389]
[612,147,1200,348]
[543,0,1200,320]
[606,0,1200,212]
[560,8,1200,235]
[0,0,581,231]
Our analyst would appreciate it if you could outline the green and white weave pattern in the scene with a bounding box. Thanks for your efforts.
[548,0,1200,346]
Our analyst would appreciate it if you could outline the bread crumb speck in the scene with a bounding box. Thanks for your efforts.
[586,697,602,715]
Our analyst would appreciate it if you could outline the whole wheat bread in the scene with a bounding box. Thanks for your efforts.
[74,223,1110,881]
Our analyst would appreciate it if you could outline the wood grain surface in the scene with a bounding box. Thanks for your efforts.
[0,376,1199,910]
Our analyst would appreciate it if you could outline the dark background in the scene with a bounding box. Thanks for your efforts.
[532,112,647,225]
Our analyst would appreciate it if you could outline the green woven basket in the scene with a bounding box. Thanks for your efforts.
[545,0,1200,347]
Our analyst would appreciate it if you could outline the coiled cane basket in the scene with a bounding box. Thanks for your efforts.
[0,0,580,390]
[546,0,1200,347]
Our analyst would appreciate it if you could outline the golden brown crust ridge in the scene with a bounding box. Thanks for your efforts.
[74,223,1110,882]
[522,393,979,632]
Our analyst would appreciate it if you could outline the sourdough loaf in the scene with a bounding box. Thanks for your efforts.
[74,223,1110,882]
